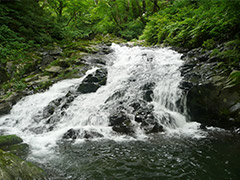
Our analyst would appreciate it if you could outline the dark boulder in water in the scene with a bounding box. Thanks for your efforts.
[141,82,155,102]
[146,123,164,134]
[77,68,107,94]
[62,128,78,140]
[109,112,129,126]
[109,112,134,135]
[83,131,103,139]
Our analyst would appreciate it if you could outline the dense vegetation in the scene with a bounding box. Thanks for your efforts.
[0,0,239,92]
[141,0,240,68]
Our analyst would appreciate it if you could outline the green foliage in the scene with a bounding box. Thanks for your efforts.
[142,0,240,48]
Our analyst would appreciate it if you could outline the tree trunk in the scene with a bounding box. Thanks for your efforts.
[142,0,146,13]
[153,0,159,13]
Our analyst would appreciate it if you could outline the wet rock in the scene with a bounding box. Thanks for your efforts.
[62,129,103,140]
[62,129,79,140]
[143,90,154,102]
[43,104,55,118]
[80,54,107,65]
[105,90,125,102]
[200,124,207,130]
[46,115,61,124]
[0,102,12,116]
[100,47,114,55]
[145,123,164,134]
[6,93,24,106]
[83,131,103,139]
[180,47,240,128]
[43,97,64,119]
[77,68,107,93]
[150,123,164,133]
[129,100,147,112]
[112,122,134,135]
[141,82,155,102]
[109,112,129,126]
[109,112,134,134]
[134,106,155,125]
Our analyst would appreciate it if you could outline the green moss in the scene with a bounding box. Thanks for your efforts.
[0,143,29,157]
[0,149,45,180]
[0,135,23,147]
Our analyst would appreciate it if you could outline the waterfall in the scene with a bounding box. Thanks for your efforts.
[0,44,203,158]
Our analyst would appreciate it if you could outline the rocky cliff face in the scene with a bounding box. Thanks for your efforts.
[179,48,240,129]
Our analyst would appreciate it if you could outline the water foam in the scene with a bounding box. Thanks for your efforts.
[0,44,205,159]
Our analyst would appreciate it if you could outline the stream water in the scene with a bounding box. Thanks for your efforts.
[0,44,239,179]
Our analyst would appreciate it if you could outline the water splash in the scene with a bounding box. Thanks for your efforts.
[0,44,205,159]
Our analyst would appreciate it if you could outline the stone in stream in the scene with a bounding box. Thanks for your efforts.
[62,129,103,140]
[109,112,134,135]
[83,131,104,139]
[0,102,12,116]
[0,92,24,116]
[62,128,78,140]
[141,82,156,102]
[77,68,108,94]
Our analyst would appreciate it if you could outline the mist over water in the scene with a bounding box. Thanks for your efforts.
[0,44,239,179]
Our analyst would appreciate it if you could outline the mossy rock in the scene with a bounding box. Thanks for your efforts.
[225,70,240,89]
[0,143,29,157]
[0,135,23,146]
[0,149,45,180]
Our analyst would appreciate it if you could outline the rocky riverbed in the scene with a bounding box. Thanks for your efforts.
[0,42,239,179]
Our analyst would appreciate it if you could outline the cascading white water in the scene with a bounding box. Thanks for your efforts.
[0,44,203,159]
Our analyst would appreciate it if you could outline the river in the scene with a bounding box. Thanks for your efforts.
[0,44,239,179]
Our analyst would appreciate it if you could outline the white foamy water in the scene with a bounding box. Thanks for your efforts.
[0,44,205,159]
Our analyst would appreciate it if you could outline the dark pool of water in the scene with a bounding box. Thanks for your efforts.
[38,130,240,180]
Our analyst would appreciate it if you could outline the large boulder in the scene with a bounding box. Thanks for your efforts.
[180,48,240,128]
[77,68,107,93]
